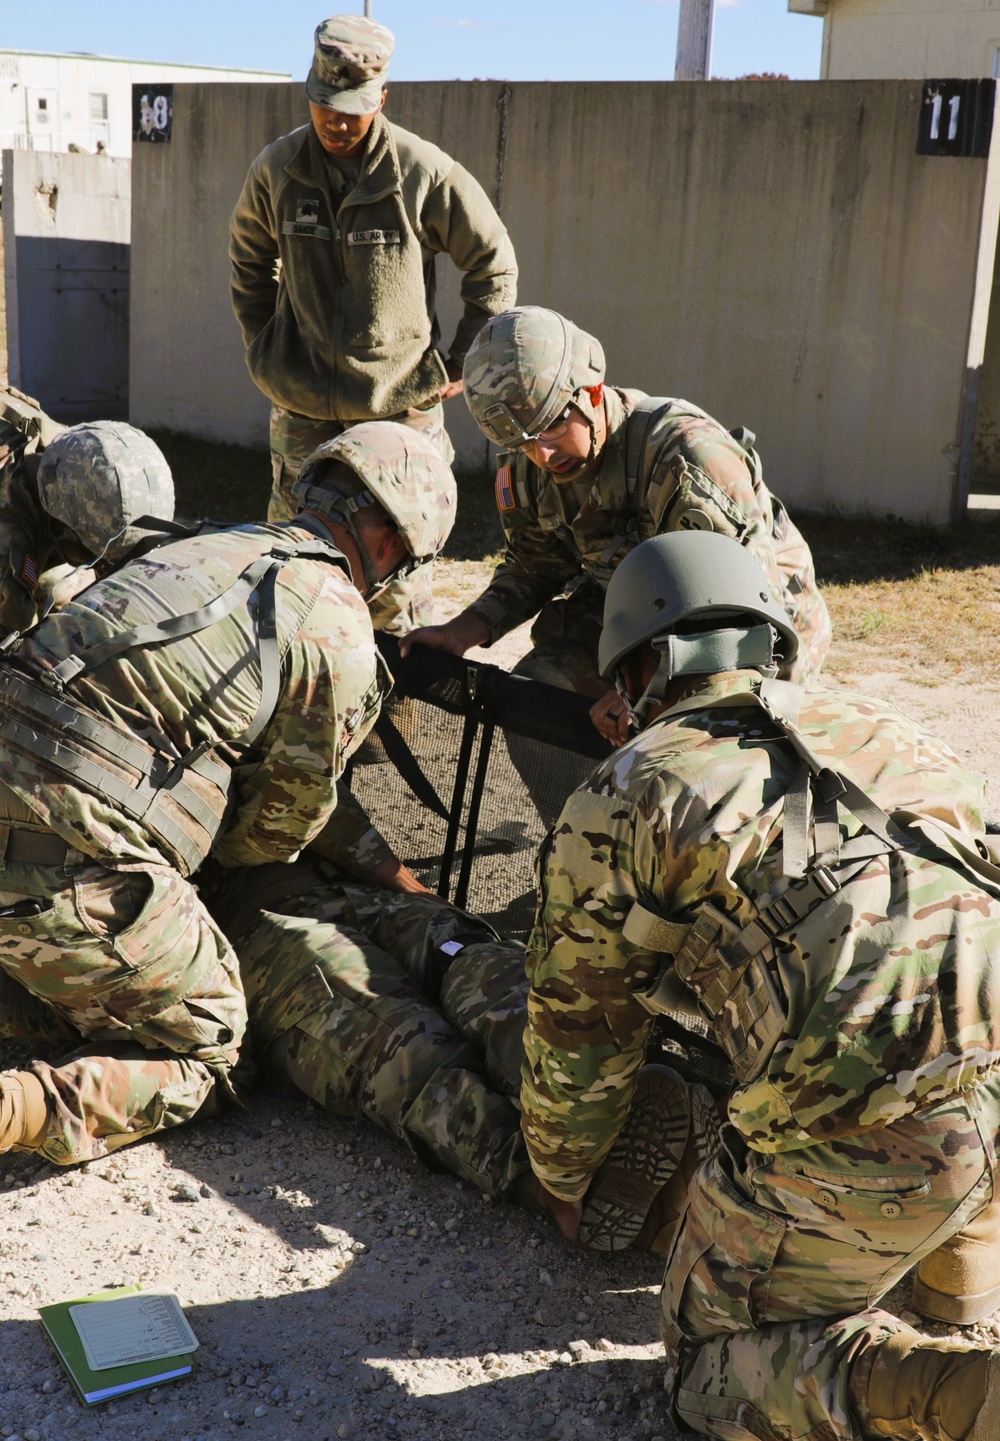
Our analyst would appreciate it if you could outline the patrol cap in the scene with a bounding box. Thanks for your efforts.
[463,307,606,448]
[37,421,175,564]
[293,421,456,567]
[600,532,799,678]
[306,14,393,115]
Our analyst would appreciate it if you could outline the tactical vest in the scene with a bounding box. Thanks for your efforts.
[624,678,1000,1086]
[0,527,372,876]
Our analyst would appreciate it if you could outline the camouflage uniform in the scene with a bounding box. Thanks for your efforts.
[525,670,1000,1438]
[230,15,517,629]
[0,519,383,1165]
[210,851,531,1198]
[0,391,69,635]
[464,387,829,695]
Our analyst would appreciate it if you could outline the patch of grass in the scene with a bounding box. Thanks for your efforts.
[794,511,1000,685]
[146,429,272,523]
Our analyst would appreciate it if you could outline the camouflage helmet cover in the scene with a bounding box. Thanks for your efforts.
[600,532,800,677]
[463,307,606,448]
[292,421,457,564]
[37,421,175,563]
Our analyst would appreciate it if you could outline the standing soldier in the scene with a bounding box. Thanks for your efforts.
[0,390,175,634]
[229,13,517,631]
[0,423,454,1167]
[522,530,1000,1440]
[403,307,830,742]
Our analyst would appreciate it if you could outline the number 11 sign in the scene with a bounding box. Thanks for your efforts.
[917,79,994,159]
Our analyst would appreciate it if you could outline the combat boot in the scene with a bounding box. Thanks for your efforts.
[577,1065,720,1252]
[862,1330,1000,1440]
[912,1197,1000,1326]
[0,1070,50,1153]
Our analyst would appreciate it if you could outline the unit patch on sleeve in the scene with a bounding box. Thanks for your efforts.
[281,198,332,240]
[495,464,517,513]
[347,230,401,246]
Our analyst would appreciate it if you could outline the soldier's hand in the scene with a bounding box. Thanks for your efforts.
[590,687,632,746]
[439,357,465,402]
[399,613,490,659]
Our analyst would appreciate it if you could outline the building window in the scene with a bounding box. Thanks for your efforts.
[90,92,108,123]
[36,96,49,123]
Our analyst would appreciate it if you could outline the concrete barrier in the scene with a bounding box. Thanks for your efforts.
[130,79,1000,522]
[4,149,131,422]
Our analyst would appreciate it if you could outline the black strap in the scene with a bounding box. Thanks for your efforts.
[373,706,449,821]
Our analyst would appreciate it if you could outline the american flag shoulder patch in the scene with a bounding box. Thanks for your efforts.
[20,553,38,588]
[495,464,517,513]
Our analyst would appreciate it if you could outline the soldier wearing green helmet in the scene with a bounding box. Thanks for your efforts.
[522,530,1000,1441]
[401,306,830,747]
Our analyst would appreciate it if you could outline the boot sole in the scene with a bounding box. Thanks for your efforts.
[578,1065,690,1253]
[912,1273,1000,1327]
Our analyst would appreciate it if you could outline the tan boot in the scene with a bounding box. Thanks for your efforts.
[912,1197,1000,1326]
[577,1066,720,1252]
[0,1070,50,1152]
[863,1330,1000,1441]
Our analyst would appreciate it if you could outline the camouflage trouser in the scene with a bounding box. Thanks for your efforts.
[511,581,607,699]
[212,861,532,1198]
[662,1079,1000,1440]
[268,402,455,635]
[0,847,245,1166]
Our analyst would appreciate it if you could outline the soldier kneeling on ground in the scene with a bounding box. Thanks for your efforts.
[401,306,831,748]
[0,388,175,634]
[521,529,1000,1441]
[0,422,453,1168]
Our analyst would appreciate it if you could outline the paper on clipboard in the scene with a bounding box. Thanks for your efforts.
[70,1293,199,1371]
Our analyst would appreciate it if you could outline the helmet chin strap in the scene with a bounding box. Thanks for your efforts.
[614,624,779,730]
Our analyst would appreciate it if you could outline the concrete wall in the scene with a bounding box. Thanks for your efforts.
[3,148,131,422]
[794,0,1000,81]
[131,79,1000,522]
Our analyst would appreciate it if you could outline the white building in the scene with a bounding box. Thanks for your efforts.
[0,49,288,160]
[788,0,1000,81]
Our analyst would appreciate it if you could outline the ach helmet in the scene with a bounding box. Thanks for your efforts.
[292,421,457,591]
[462,307,605,449]
[599,532,800,728]
[37,421,174,564]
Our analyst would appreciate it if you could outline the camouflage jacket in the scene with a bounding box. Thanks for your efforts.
[523,671,1000,1200]
[230,116,517,421]
[466,388,831,682]
[0,521,384,873]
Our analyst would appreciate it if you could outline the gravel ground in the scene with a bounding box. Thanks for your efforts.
[2,630,999,1441]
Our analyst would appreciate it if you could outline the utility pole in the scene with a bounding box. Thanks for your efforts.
[675,0,716,81]
[364,0,372,15]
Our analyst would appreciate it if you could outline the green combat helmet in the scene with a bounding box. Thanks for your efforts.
[462,306,605,450]
[292,421,457,592]
[599,532,800,728]
[37,422,175,565]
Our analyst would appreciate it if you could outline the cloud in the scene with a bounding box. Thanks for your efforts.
[717,0,744,8]
[425,16,499,27]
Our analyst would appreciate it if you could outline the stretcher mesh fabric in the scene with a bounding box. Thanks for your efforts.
[347,637,608,937]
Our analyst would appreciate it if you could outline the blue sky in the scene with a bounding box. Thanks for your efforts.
[4,2,824,82]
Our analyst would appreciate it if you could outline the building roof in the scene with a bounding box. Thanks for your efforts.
[0,48,289,77]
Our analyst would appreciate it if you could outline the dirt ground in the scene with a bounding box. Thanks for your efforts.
[2,564,1000,1441]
